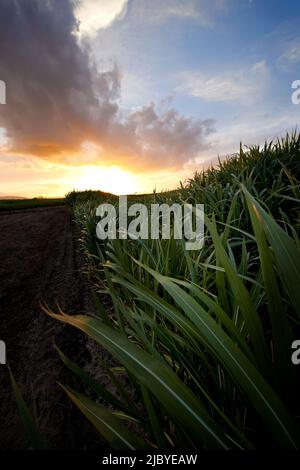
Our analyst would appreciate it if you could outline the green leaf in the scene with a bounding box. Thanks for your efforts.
[55,345,140,419]
[47,311,232,449]
[141,386,167,448]
[205,215,271,376]
[9,366,46,449]
[241,185,300,319]
[242,187,293,387]
[60,384,145,450]
[126,262,300,449]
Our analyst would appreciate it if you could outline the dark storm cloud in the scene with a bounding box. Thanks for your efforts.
[0,0,214,168]
[0,0,119,156]
[120,103,215,168]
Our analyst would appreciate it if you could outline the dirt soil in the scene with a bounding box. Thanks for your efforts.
[0,206,105,450]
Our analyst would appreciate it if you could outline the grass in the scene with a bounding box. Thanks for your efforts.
[0,198,65,211]
[41,132,300,449]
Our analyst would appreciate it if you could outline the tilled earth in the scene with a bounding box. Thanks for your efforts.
[0,206,106,449]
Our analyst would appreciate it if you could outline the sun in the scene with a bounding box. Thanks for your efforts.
[75,165,140,195]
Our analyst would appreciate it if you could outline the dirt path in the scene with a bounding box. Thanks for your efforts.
[0,207,100,449]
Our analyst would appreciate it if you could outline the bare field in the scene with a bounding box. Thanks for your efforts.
[0,207,100,449]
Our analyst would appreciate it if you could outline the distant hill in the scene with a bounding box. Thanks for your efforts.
[0,197,65,211]
[0,196,28,200]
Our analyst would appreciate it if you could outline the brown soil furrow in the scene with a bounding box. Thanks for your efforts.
[0,207,101,449]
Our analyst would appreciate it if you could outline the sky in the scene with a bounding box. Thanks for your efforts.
[0,0,300,197]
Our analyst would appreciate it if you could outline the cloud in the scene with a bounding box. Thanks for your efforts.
[130,0,229,27]
[280,40,300,64]
[176,61,269,104]
[0,0,214,171]
[75,0,129,37]
[0,0,121,157]
[117,102,215,168]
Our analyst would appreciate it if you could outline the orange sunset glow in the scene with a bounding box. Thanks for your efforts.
[0,0,299,197]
